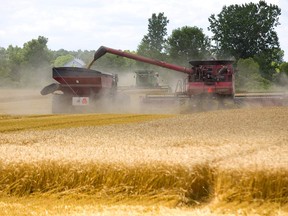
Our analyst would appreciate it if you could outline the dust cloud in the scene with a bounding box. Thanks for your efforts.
[274,72,288,91]
[1,65,286,115]
[0,88,52,115]
[0,65,54,115]
[66,69,186,115]
[117,71,135,87]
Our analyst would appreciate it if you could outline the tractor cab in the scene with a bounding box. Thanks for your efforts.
[135,69,159,88]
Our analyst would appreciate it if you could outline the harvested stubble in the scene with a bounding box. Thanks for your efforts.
[0,107,288,209]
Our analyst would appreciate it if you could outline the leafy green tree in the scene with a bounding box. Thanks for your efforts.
[76,50,95,65]
[274,62,288,85]
[253,48,284,80]
[137,12,169,61]
[50,49,95,67]
[0,47,10,82]
[50,49,70,61]
[19,36,52,85]
[208,1,282,79]
[6,45,24,82]
[279,62,288,76]
[22,36,51,67]
[90,50,136,73]
[236,58,270,91]
[167,26,211,65]
[53,54,74,67]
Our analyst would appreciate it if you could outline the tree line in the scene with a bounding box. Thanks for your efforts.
[0,1,287,90]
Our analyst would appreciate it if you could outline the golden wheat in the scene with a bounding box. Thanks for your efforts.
[0,113,172,132]
[0,107,288,215]
[1,108,287,167]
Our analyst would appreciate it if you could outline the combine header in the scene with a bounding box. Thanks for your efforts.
[41,46,287,113]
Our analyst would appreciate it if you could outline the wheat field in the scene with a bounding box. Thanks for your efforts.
[0,107,288,215]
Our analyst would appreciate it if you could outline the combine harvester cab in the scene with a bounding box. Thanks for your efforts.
[41,67,118,113]
[187,60,235,96]
[180,60,236,110]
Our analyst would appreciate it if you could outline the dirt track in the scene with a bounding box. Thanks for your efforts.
[0,89,52,114]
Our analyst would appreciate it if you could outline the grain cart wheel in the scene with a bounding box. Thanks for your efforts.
[40,83,60,95]
[52,94,73,114]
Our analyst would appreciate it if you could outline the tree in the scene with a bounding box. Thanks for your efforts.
[90,50,136,73]
[208,1,282,79]
[137,12,169,61]
[274,62,288,86]
[236,58,270,91]
[6,45,24,82]
[167,26,211,65]
[280,62,288,76]
[20,36,52,85]
[22,36,51,67]
[50,49,70,61]
[53,54,74,67]
[253,48,284,80]
[0,47,10,82]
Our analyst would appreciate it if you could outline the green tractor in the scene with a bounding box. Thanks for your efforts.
[134,69,160,88]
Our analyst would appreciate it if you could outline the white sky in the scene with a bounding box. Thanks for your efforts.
[0,0,287,60]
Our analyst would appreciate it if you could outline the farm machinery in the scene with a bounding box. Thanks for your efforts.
[41,46,287,113]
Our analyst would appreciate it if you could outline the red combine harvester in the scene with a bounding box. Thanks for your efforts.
[89,47,235,107]
[41,46,287,113]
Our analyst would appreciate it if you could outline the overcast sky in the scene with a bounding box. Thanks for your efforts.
[1,0,287,60]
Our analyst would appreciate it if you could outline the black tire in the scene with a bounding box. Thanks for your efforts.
[40,83,60,95]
